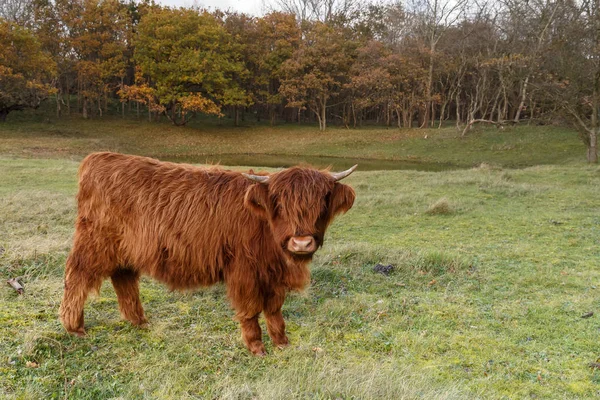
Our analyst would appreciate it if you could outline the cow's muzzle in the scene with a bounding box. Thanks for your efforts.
[287,236,317,255]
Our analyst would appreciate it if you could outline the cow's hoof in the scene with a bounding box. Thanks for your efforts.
[131,318,149,329]
[67,328,86,337]
[248,341,266,356]
[274,336,289,349]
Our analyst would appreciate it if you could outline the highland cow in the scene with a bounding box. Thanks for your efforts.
[59,152,356,355]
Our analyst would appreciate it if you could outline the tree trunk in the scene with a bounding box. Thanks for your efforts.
[514,75,529,123]
[103,89,108,115]
[490,87,501,121]
[423,41,435,129]
[121,77,125,118]
[502,87,508,121]
[455,88,461,129]
[66,78,70,115]
[589,130,598,163]
[82,98,88,119]
[386,103,391,127]
[320,96,327,131]
[0,109,7,122]
[438,101,448,128]
[314,108,322,130]
[56,89,61,118]
[170,104,176,123]
[77,79,81,112]
[528,98,535,125]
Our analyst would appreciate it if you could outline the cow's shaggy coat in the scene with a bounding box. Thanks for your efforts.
[59,152,355,354]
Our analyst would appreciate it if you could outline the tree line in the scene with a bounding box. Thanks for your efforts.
[0,0,598,162]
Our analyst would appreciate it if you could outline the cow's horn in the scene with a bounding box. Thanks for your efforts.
[242,173,270,183]
[331,164,358,181]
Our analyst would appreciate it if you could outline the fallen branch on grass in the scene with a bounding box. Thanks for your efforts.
[6,277,24,295]
[461,119,516,137]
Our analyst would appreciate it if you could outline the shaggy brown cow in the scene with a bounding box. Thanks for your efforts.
[59,152,356,355]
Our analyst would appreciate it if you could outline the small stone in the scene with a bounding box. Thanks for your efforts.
[373,263,395,276]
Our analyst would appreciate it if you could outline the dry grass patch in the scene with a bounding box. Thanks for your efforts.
[426,197,453,215]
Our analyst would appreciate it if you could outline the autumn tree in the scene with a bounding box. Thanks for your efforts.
[0,19,55,121]
[253,12,300,124]
[279,21,356,130]
[541,0,599,163]
[500,0,560,123]
[221,12,258,126]
[346,40,392,127]
[272,0,361,23]
[62,0,129,118]
[128,7,247,125]
[355,1,406,46]
[0,0,33,24]
[31,0,73,117]
[222,12,300,125]
[407,0,468,127]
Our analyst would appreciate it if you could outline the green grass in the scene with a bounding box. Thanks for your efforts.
[1,156,600,399]
[1,116,600,398]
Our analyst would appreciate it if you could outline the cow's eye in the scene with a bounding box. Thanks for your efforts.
[272,203,281,219]
[320,192,331,216]
[319,203,329,219]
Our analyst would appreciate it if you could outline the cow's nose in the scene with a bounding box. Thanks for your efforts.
[288,236,317,254]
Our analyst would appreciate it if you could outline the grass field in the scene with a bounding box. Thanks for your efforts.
[0,111,586,168]
[1,115,600,398]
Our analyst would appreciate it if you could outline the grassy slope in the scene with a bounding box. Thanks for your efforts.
[0,114,585,167]
[1,114,599,398]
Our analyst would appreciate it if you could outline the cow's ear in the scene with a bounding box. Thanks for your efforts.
[330,183,355,216]
[244,183,269,219]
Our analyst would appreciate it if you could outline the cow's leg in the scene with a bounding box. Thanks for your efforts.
[111,268,147,327]
[227,278,266,355]
[239,314,265,356]
[59,247,105,336]
[264,288,289,348]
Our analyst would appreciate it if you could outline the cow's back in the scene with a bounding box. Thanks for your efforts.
[75,152,265,289]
